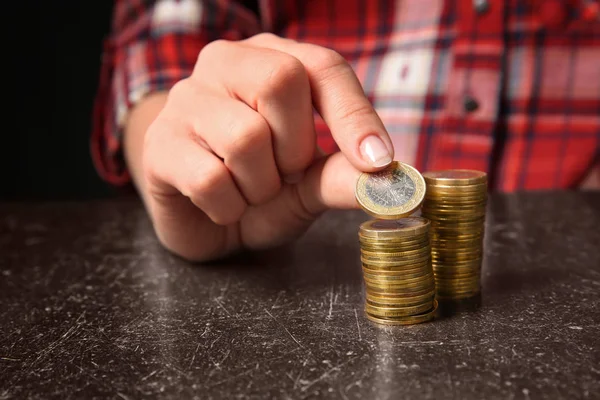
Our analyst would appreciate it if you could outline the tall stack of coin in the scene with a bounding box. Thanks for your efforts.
[358,218,438,325]
[420,170,488,300]
[355,161,437,325]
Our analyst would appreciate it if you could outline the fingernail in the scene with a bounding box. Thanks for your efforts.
[284,172,304,184]
[360,135,392,167]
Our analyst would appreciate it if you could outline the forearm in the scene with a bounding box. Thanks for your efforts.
[123,92,169,198]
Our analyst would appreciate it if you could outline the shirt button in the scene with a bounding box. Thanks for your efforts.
[473,0,489,15]
[464,96,479,112]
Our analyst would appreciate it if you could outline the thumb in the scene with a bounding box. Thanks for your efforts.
[296,151,363,216]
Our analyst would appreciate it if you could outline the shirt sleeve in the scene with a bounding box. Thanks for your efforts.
[91,0,262,185]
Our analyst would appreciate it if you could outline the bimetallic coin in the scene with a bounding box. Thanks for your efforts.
[356,162,426,219]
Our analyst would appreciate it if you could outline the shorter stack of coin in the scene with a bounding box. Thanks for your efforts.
[421,170,488,300]
[358,217,438,325]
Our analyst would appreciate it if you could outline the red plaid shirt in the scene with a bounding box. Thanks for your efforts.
[92,0,600,191]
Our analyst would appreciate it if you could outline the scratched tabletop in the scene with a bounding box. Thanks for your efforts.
[1,191,599,399]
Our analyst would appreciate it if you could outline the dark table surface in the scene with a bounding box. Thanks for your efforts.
[1,191,599,399]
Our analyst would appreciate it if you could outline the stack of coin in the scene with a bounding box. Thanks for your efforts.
[358,218,438,325]
[420,170,488,300]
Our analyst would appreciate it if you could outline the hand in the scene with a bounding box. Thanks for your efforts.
[129,33,394,262]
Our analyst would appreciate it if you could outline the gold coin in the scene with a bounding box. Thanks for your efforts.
[361,255,431,267]
[359,217,430,239]
[359,234,429,245]
[437,287,480,296]
[424,214,486,222]
[425,188,487,197]
[433,262,481,269]
[431,256,482,264]
[365,280,434,293]
[432,260,482,268]
[365,300,438,325]
[362,263,430,276]
[430,233,484,241]
[424,195,487,203]
[363,267,433,277]
[366,289,436,305]
[422,205,487,213]
[361,252,431,262]
[363,268,431,282]
[367,296,435,309]
[429,226,485,235]
[362,262,432,274]
[359,232,429,241]
[424,194,487,203]
[366,295,435,308]
[360,247,430,258]
[431,248,483,255]
[432,262,481,270]
[430,238,483,247]
[437,290,480,298]
[369,283,436,295]
[364,271,433,285]
[436,291,480,300]
[425,182,488,191]
[366,286,434,299]
[433,270,478,279]
[359,241,429,252]
[435,275,481,285]
[365,301,434,318]
[422,170,487,186]
[365,277,434,292]
[428,218,485,225]
[356,162,426,219]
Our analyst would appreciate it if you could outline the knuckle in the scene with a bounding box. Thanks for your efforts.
[186,162,225,200]
[223,114,271,157]
[249,32,279,44]
[246,32,296,46]
[335,100,377,123]
[308,48,349,77]
[167,78,192,102]
[258,54,307,98]
[198,39,229,59]
[195,39,232,70]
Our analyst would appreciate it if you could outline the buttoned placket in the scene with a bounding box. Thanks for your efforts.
[426,0,506,177]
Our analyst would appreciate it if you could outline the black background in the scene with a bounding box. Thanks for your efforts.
[3,2,118,200]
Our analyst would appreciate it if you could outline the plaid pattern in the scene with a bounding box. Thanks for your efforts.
[92,0,600,190]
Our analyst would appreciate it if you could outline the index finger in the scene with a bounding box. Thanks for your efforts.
[245,34,395,172]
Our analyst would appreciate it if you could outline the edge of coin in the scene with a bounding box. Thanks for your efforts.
[365,300,438,326]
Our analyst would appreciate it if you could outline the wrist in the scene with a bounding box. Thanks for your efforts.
[123,92,169,197]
